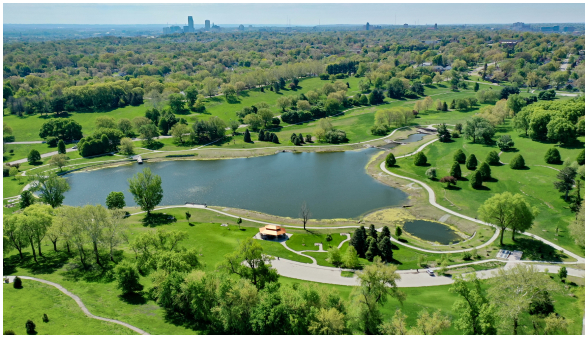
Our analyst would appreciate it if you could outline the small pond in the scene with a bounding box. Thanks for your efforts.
[400,133,428,143]
[62,149,408,219]
[403,220,462,245]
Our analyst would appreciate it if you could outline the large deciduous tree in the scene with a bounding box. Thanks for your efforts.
[128,168,163,215]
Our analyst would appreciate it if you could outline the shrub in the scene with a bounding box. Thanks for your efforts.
[25,320,36,335]
[271,117,280,126]
[27,149,41,165]
[413,152,427,166]
[46,137,59,147]
[42,314,49,323]
[544,148,561,164]
[462,251,472,260]
[4,330,15,335]
[451,131,460,138]
[510,154,525,169]
[450,161,462,179]
[13,277,22,289]
[470,170,483,189]
[496,134,515,151]
[453,149,466,164]
[425,167,437,180]
[440,176,457,188]
[485,151,501,166]
[478,162,491,181]
[385,153,396,167]
[578,149,585,165]
[114,260,144,295]
[324,130,347,144]
[466,154,478,170]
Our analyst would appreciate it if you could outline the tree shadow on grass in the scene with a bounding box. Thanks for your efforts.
[484,177,498,183]
[225,97,241,104]
[61,259,116,283]
[144,141,164,150]
[474,185,491,191]
[444,185,462,191]
[142,213,177,227]
[559,139,585,150]
[119,292,147,305]
[500,237,566,262]
[5,251,72,276]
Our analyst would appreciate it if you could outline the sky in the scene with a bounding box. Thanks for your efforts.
[3,3,585,26]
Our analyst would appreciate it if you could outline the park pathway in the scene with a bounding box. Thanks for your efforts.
[3,276,150,335]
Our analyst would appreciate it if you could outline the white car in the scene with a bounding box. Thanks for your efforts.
[427,269,435,276]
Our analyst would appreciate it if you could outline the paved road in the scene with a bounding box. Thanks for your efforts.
[3,276,149,335]
[4,141,45,144]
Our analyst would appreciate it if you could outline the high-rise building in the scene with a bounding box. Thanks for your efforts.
[366,22,370,30]
[238,24,244,31]
[205,20,210,30]
[184,16,195,33]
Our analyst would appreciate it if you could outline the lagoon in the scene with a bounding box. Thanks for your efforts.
[62,149,408,219]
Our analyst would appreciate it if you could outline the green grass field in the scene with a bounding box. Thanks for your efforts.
[3,282,136,335]
[388,120,585,256]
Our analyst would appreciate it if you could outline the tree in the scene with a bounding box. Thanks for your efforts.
[128,168,163,215]
[3,214,27,259]
[450,161,462,179]
[478,162,491,181]
[377,235,393,263]
[466,154,478,170]
[31,174,70,208]
[170,123,190,144]
[276,97,291,111]
[19,190,34,209]
[27,149,41,165]
[413,152,427,166]
[57,140,66,154]
[425,167,437,180]
[343,245,360,269]
[25,320,36,335]
[569,201,585,246]
[379,309,409,335]
[48,154,68,172]
[577,149,585,166]
[547,117,576,145]
[244,129,252,143]
[351,257,405,334]
[449,274,497,335]
[221,83,237,100]
[202,77,219,97]
[350,226,367,257]
[413,309,451,335]
[258,109,274,128]
[471,170,483,189]
[327,247,343,267]
[486,150,501,166]
[464,117,495,144]
[544,148,561,164]
[487,264,559,335]
[437,123,451,142]
[220,238,278,289]
[114,260,144,295]
[510,154,525,169]
[507,94,526,115]
[496,135,515,151]
[554,166,577,201]
[365,237,380,262]
[308,307,347,335]
[228,120,240,136]
[454,149,466,163]
[139,124,160,144]
[473,82,479,92]
[119,137,134,155]
[106,191,126,209]
[558,266,568,281]
[478,192,535,245]
[394,226,402,239]
[299,201,311,230]
[385,153,396,167]
[440,176,457,188]
[9,167,18,179]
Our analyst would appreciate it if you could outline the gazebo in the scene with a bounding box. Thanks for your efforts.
[259,224,287,239]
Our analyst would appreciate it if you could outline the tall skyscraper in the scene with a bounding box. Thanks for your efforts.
[184,16,195,33]
[205,20,210,30]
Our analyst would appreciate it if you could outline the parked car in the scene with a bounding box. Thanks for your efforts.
[427,269,435,276]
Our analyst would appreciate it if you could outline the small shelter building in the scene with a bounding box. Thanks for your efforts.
[259,224,287,239]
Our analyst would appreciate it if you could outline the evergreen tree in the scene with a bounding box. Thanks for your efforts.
[544,148,561,164]
[272,133,279,144]
[380,225,391,239]
[298,133,304,143]
[442,101,448,111]
[57,140,66,154]
[365,237,380,262]
[290,133,297,143]
[454,149,466,163]
[470,170,483,189]
[485,151,500,165]
[395,226,403,239]
[378,236,393,263]
[474,82,479,92]
[577,149,585,165]
[478,162,491,181]
[385,153,396,167]
[450,161,462,179]
[258,130,265,141]
[27,149,41,165]
[510,154,525,169]
[368,224,377,239]
[19,190,35,209]
[413,152,428,166]
[466,154,478,170]
[450,99,456,109]
[437,123,451,142]
[244,129,251,143]
[350,226,367,258]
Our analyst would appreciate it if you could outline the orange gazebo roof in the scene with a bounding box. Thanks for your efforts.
[259,224,286,236]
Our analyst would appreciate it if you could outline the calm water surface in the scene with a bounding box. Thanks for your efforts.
[62,149,408,219]
[403,220,462,244]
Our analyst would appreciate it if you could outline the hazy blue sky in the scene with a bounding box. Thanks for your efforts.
[4,3,585,26]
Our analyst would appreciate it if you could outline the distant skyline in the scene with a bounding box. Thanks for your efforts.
[3,3,585,26]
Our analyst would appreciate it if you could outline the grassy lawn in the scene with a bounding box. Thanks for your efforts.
[388,120,585,256]
[3,282,137,335]
[285,232,347,251]
[3,176,27,198]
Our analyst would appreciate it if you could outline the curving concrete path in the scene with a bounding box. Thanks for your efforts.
[3,276,149,335]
